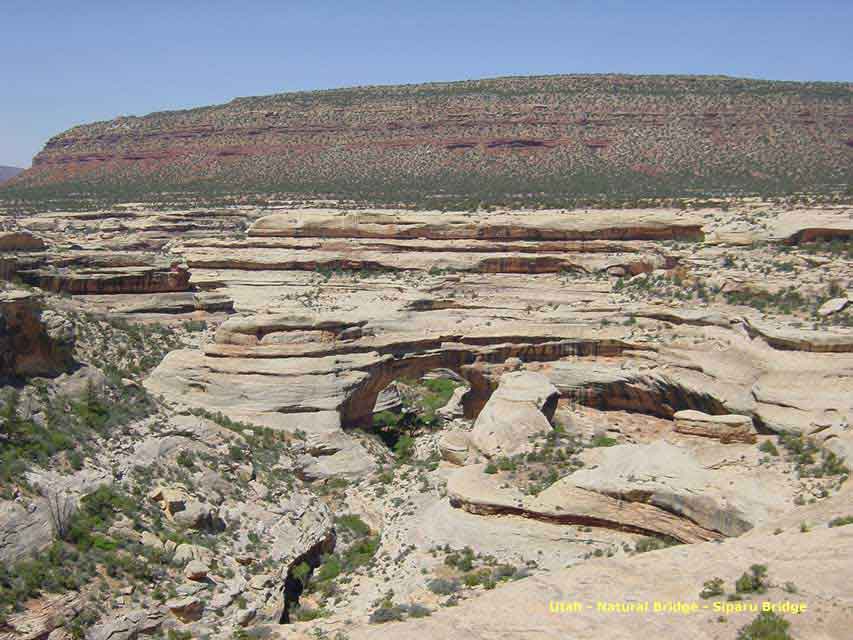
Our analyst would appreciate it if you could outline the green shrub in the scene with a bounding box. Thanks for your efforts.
[182,320,207,332]
[828,515,853,527]
[337,514,371,537]
[291,561,311,586]
[589,435,618,447]
[342,535,380,571]
[427,578,459,595]
[316,555,342,582]
[393,434,415,460]
[176,450,196,469]
[634,536,679,553]
[758,440,779,456]
[736,611,793,640]
[369,604,405,624]
[700,577,725,599]
[292,605,329,621]
[735,564,768,594]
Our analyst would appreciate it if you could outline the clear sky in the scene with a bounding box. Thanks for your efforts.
[2,0,852,167]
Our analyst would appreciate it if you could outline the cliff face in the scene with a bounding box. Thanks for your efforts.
[0,290,75,378]
[7,74,853,200]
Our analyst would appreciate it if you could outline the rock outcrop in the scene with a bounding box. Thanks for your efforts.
[346,504,853,640]
[447,463,721,543]
[673,409,757,443]
[17,260,191,295]
[0,231,45,252]
[248,210,704,242]
[0,289,74,378]
[3,199,852,640]
[469,371,559,457]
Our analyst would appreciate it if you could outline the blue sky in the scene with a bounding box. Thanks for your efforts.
[2,1,852,167]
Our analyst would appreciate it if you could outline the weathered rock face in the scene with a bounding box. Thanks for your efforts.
[86,608,165,640]
[0,289,75,378]
[569,440,785,536]
[673,409,757,443]
[106,290,233,314]
[770,210,853,245]
[447,463,721,543]
[174,210,694,277]
[0,591,83,639]
[146,326,635,441]
[0,256,15,280]
[17,260,191,295]
[469,371,559,457]
[0,498,53,564]
[0,231,46,252]
[248,210,705,242]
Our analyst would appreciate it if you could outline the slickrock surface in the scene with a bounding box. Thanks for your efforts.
[345,493,853,640]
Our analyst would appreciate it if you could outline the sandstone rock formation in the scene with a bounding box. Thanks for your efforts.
[346,499,853,640]
[0,289,74,378]
[1,198,852,640]
[469,371,558,457]
[673,409,757,443]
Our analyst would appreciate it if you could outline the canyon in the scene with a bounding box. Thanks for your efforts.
[0,195,851,639]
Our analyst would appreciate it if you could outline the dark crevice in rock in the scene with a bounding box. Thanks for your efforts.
[280,530,336,624]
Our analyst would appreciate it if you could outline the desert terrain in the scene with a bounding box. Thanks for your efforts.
[0,194,851,639]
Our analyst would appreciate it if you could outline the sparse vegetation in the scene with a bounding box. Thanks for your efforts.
[735,564,769,595]
[828,515,853,528]
[700,577,725,599]
[736,611,793,640]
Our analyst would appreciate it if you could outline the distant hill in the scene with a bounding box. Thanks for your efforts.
[0,166,24,184]
[5,74,852,205]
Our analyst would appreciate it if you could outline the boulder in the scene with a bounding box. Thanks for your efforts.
[172,500,222,531]
[147,486,189,516]
[673,409,757,444]
[438,431,472,465]
[436,386,467,420]
[86,608,165,640]
[470,371,559,457]
[184,559,210,581]
[172,543,214,566]
[818,297,849,317]
[148,486,222,530]
[295,438,377,481]
[140,531,164,550]
[373,382,404,413]
[166,596,203,622]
